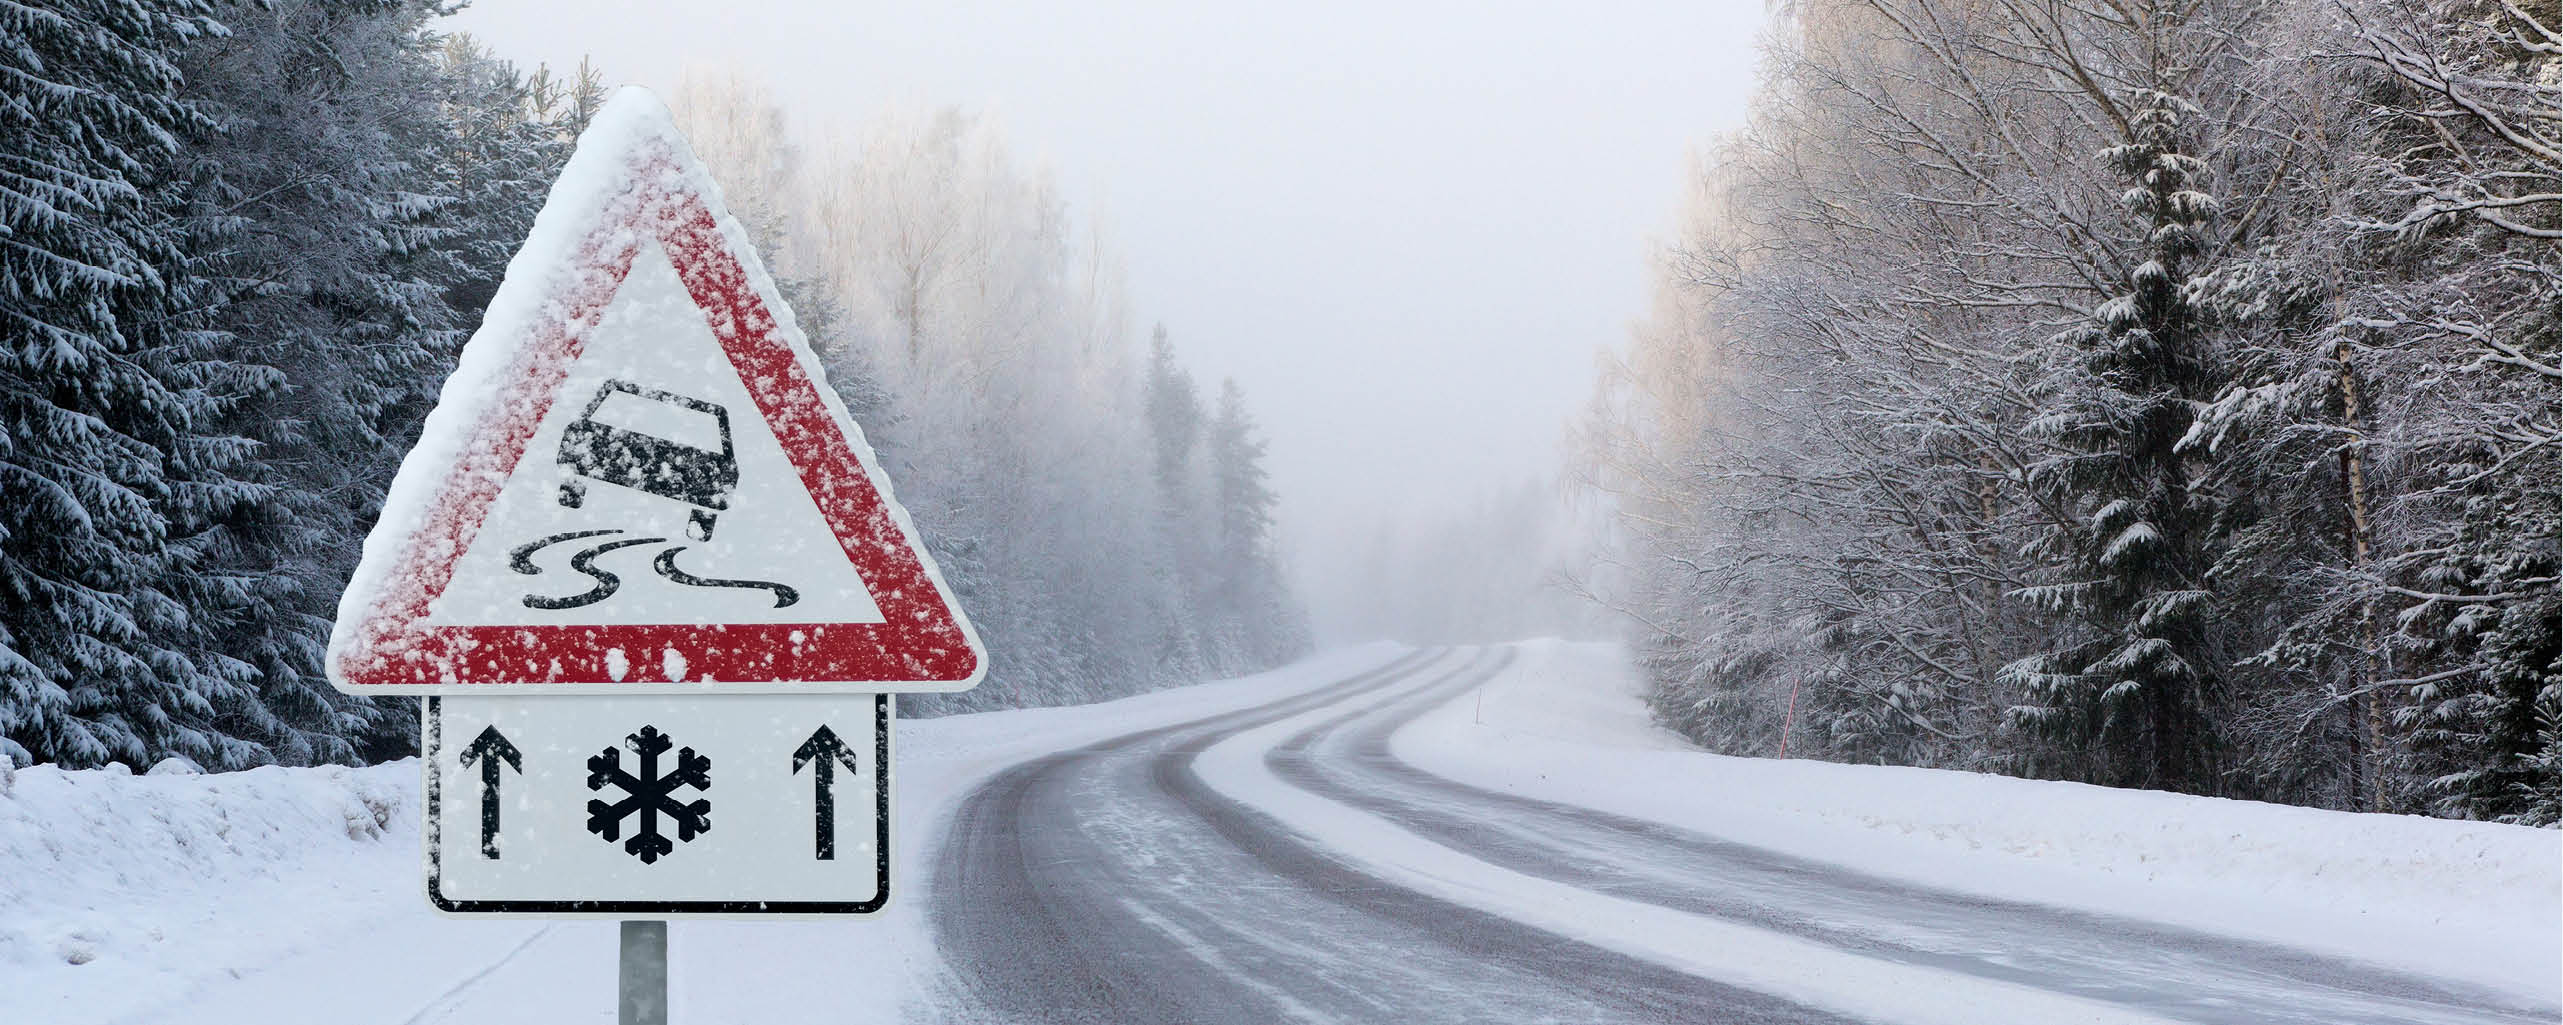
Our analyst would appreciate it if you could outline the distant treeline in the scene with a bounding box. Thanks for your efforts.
[1,1,1305,771]
[657,77,1309,718]
[1581,0,2556,823]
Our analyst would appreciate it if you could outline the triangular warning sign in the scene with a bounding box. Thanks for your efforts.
[328,88,982,695]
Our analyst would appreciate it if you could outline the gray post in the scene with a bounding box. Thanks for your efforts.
[619,920,667,1025]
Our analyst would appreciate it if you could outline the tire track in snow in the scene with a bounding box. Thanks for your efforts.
[394,923,557,1025]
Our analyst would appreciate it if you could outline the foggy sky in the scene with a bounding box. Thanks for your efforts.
[443,0,1769,604]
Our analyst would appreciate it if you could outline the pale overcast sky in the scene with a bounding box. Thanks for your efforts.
[444,0,1770,588]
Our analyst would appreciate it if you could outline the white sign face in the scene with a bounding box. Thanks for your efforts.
[428,241,886,631]
[425,694,889,917]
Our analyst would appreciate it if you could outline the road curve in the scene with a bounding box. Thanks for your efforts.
[923,647,2553,1024]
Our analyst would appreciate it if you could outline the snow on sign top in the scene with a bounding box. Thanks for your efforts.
[327,88,982,695]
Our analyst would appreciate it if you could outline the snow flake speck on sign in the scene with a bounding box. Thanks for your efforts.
[323,87,980,695]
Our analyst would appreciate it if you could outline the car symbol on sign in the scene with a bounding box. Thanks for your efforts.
[556,379,737,541]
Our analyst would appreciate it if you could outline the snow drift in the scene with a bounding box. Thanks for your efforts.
[1396,639,2562,1004]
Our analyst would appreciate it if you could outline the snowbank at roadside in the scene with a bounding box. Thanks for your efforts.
[1395,639,2563,1006]
[0,759,417,1023]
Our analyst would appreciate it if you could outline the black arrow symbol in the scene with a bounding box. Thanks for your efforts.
[791,726,861,860]
[459,726,522,859]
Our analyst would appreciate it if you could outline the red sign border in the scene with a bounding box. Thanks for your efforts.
[329,135,980,692]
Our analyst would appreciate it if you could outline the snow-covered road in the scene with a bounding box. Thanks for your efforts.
[6,642,2555,1023]
[926,646,2553,1025]
[929,648,1838,1024]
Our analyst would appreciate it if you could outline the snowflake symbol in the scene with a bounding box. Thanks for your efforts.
[586,725,711,864]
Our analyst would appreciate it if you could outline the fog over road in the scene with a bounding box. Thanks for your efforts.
[922,647,2547,1025]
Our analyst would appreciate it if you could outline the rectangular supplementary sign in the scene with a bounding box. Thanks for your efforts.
[425,694,890,916]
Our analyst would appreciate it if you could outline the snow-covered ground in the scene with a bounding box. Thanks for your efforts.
[4,640,2554,1023]
[0,758,422,1024]
[1391,639,2561,1006]
[0,645,1402,1025]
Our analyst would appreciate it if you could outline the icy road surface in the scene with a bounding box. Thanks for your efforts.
[924,647,2553,1025]
[6,643,2555,1024]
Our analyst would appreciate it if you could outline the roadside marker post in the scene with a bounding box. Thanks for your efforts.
[326,86,982,1019]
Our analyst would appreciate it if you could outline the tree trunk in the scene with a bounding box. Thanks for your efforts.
[2336,346,2387,812]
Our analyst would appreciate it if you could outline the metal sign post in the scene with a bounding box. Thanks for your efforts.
[620,920,667,1025]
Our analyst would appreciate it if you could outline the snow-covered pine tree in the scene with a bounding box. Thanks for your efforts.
[424,35,574,323]
[2005,86,2232,794]
[564,57,606,136]
[1205,378,1306,666]
[1143,326,1211,674]
[2163,23,2387,809]
[0,0,273,769]
[286,35,580,756]
[161,0,467,765]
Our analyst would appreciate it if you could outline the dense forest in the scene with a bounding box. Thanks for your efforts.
[0,1,1305,771]
[1582,0,2558,823]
